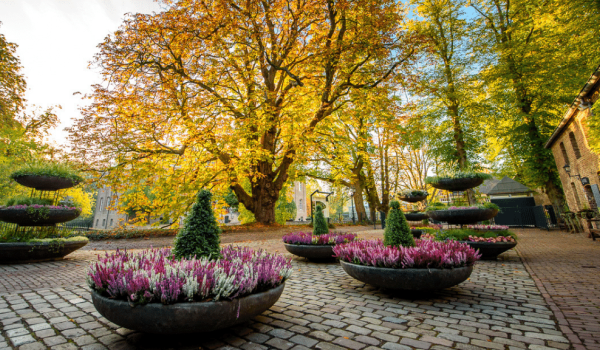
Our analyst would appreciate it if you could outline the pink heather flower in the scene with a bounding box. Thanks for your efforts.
[333,239,481,269]
[466,225,509,230]
[87,247,292,305]
[282,232,358,245]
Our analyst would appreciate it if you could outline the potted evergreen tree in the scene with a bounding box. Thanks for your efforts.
[90,189,292,334]
[335,201,480,291]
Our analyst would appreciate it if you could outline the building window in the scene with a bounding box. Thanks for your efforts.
[110,219,113,227]
[96,219,99,227]
[299,199,303,211]
[106,197,111,211]
[584,185,597,210]
[102,219,106,227]
[569,132,582,159]
[559,142,570,165]
[571,183,582,209]
[99,198,103,211]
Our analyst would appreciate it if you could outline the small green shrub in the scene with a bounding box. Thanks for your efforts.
[11,162,83,182]
[398,189,428,197]
[172,189,222,260]
[313,205,329,235]
[425,170,493,185]
[383,201,415,248]
[5,196,53,206]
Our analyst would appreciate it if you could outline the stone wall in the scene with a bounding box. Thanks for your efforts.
[550,108,599,231]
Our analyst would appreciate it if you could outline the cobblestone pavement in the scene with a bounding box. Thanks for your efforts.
[514,229,600,350]
[0,228,595,349]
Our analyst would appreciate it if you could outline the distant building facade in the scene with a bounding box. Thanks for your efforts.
[545,65,600,221]
[292,181,308,221]
[92,187,127,230]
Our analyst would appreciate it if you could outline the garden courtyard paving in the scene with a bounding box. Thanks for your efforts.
[0,228,598,350]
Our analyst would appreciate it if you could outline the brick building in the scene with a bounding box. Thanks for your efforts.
[545,65,600,228]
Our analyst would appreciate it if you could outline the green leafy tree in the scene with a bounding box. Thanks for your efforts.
[383,201,415,248]
[469,0,600,209]
[172,189,221,259]
[312,205,328,235]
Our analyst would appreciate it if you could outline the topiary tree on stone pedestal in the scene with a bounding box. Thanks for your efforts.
[313,205,329,236]
[383,201,415,248]
[173,189,221,259]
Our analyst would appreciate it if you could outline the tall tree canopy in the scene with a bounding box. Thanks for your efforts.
[470,0,600,208]
[69,0,421,223]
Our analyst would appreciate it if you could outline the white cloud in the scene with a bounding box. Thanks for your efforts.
[0,0,161,146]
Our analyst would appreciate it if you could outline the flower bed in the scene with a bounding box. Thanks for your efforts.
[398,189,428,203]
[466,235,515,243]
[282,232,357,261]
[333,239,480,269]
[466,224,509,231]
[282,232,357,245]
[87,246,292,305]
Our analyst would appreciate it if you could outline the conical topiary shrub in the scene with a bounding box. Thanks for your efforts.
[173,189,222,259]
[313,204,329,235]
[383,201,415,248]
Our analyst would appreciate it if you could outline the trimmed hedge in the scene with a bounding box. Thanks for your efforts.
[83,228,178,240]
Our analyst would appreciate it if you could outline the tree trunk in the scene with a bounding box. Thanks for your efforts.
[352,184,368,223]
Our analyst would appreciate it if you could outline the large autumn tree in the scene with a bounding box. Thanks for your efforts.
[69,0,420,223]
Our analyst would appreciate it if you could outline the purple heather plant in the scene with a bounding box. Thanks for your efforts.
[87,246,292,305]
[282,232,358,245]
[333,239,480,269]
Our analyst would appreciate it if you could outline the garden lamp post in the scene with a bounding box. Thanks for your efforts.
[351,191,355,224]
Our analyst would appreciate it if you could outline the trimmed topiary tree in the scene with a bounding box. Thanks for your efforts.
[313,204,329,235]
[173,189,222,259]
[383,201,415,248]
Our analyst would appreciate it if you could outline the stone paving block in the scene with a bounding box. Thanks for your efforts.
[18,341,45,350]
[43,336,67,347]
[265,337,294,349]
[332,337,367,350]
[289,335,318,347]
[381,343,412,350]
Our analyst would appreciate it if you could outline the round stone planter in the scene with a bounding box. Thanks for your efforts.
[404,212,429,221]
[427,208,498,225]
[91,283,286,334]
[283,243,335,261]
[461,241,517,260]
[410,229,423,239]
[13,175,80,191]
[0,240,88,264]
[428,177,484,192]
[0,208,81,226]
[398,194,427,203]
[340,260,473,291]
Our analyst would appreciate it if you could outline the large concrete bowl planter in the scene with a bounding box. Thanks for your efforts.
[13,175,80,191]
[284,244,335,261]
[428,177,484,192]
[0,240,88,264]
[0,208,81,226]
[404,211,429,221]
[410,229,423,239]
[340,261,473,291]
[398,194,427,203]
[461,241,517,260]
[428,208,498,225]
[91,283,285,334]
